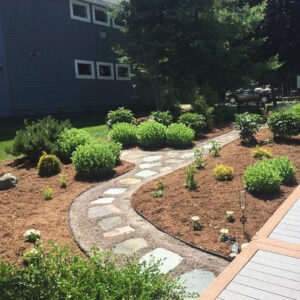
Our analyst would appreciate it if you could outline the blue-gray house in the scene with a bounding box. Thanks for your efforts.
[0,0,154,118]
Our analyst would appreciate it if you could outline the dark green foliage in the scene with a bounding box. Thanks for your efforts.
[105,141,122,161]
[137,120,166,149]
[0,242,188,300]
[57,128,93,163]
[150,111,173,126]
[234,113,262,143]
[213,105,237,123]
[166,124,195,148]
[268,156,296,184]
[110,123,137,148]
[106,107,135,129]
[6,116,71,162]
[243,160,282,194]
[292,103,300,115]
[267,110,300,137]
[191,92,214,128]
[37,152,61,177]
[71,143,117,178]
[178,113,206,135]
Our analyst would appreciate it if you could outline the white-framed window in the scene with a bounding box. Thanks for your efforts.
[96,62,114,80]
[70,0,91,22]
[74,60,95,79]
[92,5,110,26]
[112,16,125,29]
[116,64,131,80]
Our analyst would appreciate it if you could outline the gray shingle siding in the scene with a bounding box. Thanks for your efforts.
[0,0,154,117]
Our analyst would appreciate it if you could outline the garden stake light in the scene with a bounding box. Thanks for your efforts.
[239,190,247,237]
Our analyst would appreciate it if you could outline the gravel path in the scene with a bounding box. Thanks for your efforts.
[69,129,240,298]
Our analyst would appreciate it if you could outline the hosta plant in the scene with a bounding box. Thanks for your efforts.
[220,228,229,242]
[24,229,41,243]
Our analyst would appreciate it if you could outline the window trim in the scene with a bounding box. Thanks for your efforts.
[112,18,125,30]
[74,59,95,79]
[96,62,114,80]
[92,5,110,26]
[70,0,91,23]
[115,64,131,81]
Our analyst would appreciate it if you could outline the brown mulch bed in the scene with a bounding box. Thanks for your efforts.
[0,159,134,264]
[133,129,300,257]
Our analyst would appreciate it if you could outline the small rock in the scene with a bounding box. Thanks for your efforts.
[229,253,238,258]
[0,173,18,190]
[241,243,249,251]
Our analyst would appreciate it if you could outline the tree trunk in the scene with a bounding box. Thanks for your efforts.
[155,62,161,110]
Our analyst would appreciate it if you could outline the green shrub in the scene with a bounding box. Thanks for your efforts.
[268,156,296,184]
[106,107,135,129]
[150,111,173,126]
[209,140,221,157]
[104,141,122,161]
[213,164,234,181]
[243,160,282,194]
[166,124,195,148]
[6,116,71,162]
[110,123,137,148]
[37,152,61,177]
[291,103,300,115]
[0,242,188,300]
[234,113,262,143]
[194,147,205,169]
[137,120,166,149]
[213,105,237,123]
[267,110,300,138]
[178,113,206,134]
[252,145,273,159]
[57,128,93,163]
[71,143,117,178]
[184,165,198,190]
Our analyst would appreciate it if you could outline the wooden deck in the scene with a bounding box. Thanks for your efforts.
[199,185,300,300]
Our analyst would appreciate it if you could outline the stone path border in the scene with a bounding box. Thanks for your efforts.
[69,129,240,297]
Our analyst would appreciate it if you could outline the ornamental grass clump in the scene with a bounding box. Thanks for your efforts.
[213,165,234,181]
[252,145,273,159]
[110,123,137,148]
[184,166,198,190]
[166,123,195,148]
[37,152,61,177]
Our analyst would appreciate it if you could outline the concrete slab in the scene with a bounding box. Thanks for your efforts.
[139,248,183,274]
[135,170,158,178]
[88,205,121,219]
[98,216,124,231]
[113,238,148,255]
[91,197,115,205]
[142,155,162,162]
[103,188,127,195]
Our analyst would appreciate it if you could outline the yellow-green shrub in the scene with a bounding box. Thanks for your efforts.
[213,164,234,181]
[252,145,272,159]
[37,152,61,177]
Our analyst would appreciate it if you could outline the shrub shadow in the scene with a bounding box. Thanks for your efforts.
[250,190,284,201]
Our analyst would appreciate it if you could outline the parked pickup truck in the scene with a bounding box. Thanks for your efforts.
[225,87,272,104]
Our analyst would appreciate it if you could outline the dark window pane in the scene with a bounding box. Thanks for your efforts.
[99,65,111,77]
[78,63,92,75]
[73,3,87,18]
[95,9,107,23]
[118,67,129,78]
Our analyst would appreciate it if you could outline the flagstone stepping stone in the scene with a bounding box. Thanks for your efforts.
[178,269,215,299]
[142,155,162,162]
[180,152,194,159]
[135,170,158,178]
[91,197,115,205]
[103,226,135,238]
[103,188,127,195]
[113,238,148,255]
[160,166,172,173]
[139,162,162,169]
[139,248,183,274]
[98,216,124,231]
[119,178,142,185]
[166,159,183,164]
[167,151,179,158]
[88,205,121,219]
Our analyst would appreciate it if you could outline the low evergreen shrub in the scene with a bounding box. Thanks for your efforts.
[269,156,296,184]
[106,107,135,129]
[6,116,71,162]
[137,120,166,149]
[110,123,137,148]
[37,152,61,177]
[150,111,173,126]
[57,128,93,163]
[166,123,195,148]
[213,164,234,181]
[104,141,122,161]
[178,113,206,134]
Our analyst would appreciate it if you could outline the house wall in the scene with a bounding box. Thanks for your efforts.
[0,0,154,117]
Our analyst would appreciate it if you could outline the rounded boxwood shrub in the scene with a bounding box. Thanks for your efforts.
[268,156,296,184]
[104,141,122,161]
[166,123,195,148]
[110,123,137,148]
[267,110,300,138]
[37,152,61,177]
[150,111,173,126]
[71,143,117,178]
[106,107,135,129]
[178,113,206,134]
[213,164,234,181]
[57,128,93,163]
[243,160,282,194]
[137,120,166,149]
